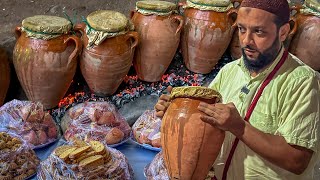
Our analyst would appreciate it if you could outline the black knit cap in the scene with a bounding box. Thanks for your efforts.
[240,0,290,25]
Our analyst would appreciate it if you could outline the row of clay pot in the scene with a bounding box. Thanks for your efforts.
[229,4,320,71]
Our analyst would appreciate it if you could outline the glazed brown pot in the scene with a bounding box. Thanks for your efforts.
[13,27,81,109]
[180,5,237,74]
[131,11,183,82]
[0,48,10,106]
[289,10,320,70]
[75,23,139,96]
[161,97,225,180]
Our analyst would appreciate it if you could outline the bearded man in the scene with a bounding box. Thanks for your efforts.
[155,0,320,179]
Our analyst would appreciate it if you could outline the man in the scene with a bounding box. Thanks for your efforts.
[154,0,320,179]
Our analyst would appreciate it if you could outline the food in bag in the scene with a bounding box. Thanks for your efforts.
[37,139,133,180]
[0,100,59,148]
[0,131,40,179]
[132,110,161,148]
[63,101,131,146]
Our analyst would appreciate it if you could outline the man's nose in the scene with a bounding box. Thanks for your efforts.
[241,32,254,47]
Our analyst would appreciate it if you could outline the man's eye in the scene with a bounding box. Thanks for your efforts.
[255,30,264,34]
[238,27,245,33]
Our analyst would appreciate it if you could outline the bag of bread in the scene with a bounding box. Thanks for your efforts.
[0,131,40,179]
[37,139,133,180]
[0,99,59,148]
[62,101,132,146]
[132,110,161,148]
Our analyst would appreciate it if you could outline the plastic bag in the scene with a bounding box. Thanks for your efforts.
[37,139,133,180]
[0,99,59,149]
[145,151,215,180]
[132,110,161,148]
[0,131,40,179]
[63,101,132,146]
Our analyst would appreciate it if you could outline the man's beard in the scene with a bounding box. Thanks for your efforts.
[242,36,280,73]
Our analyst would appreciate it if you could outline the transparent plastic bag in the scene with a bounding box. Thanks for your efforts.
[63,101,132,146]
[37,139,133,180]
[132,110,161,148]
[144,151,215,180]
[0,99,60,149]
[0,131,40,179]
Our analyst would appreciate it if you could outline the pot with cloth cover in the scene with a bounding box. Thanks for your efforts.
[75,10,139,96]
[13,15,82,109]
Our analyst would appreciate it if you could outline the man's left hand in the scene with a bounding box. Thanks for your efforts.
[198,102,245,137]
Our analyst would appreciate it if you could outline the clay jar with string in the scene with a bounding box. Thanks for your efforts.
[289,0,320,71]
[75,10,139,96]
[0,48,10,106]
[178,0,237,74]
[131,0,183,82]
[13,15,82,109]
[161,86,225,180]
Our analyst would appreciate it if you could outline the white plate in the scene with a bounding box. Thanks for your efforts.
[130,138,161,152]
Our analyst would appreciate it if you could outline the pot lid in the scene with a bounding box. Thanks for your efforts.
[305,0,320,12]
[22,15,71,34]
[136,0,177,13]
[86,10,129,32]
[188,0,232,7]
[170,86,222,102]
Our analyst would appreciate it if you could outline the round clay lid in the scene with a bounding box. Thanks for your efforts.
[305,0,320,12]
[136,0,176,12]
[86,10,128,32]
[170,86,222,101]
[188,0,231,7]
[22,15,71,34]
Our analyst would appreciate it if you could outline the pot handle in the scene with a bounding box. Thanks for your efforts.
[130,10,136,19]
[291,5,302,15]
[231,0,242,9]
[74,23,86,35]
[288,17,297,38]
[170,15,184,34]
[227,8,238,27]
[64,35,82,67]
[15,26,22,39]
[125,31,139,49]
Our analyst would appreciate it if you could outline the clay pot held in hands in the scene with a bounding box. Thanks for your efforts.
[13,15,82,109]
[131,1,183,82]
[161,86,225,180]
[75,10,139,96]
[0,48,10,106]
[179,0,237,74]
[289,1,320,70]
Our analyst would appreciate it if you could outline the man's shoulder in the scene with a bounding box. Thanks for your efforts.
[283,54,319,81]
[219,59,241,72]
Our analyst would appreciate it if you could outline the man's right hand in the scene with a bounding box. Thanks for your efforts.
[154,86,172,118]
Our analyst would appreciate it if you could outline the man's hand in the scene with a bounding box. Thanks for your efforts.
[198,102,245,137]
[154,86,172,118]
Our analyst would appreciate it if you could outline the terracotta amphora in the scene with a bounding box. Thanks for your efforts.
[131,1,183,82]
[161,86,225,180]
[75,10,139,96]
[289,1,320,70]
[13,15,82,109]
[0,48,10,106]
[179,0,237,74]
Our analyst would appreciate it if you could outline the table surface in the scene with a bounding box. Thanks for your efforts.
[32,138,159,180]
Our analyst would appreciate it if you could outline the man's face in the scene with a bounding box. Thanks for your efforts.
[237,7,282,72]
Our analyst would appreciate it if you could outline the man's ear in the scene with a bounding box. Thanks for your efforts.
[279,23,290,42]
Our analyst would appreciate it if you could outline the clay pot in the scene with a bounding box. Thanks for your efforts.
[179,1,237,74]
[0,48,10,106]
[289,5,320,70]
[75,11,139,96]
[161,86,225,180]
[131,1,184,82]
[13,15,81,109]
